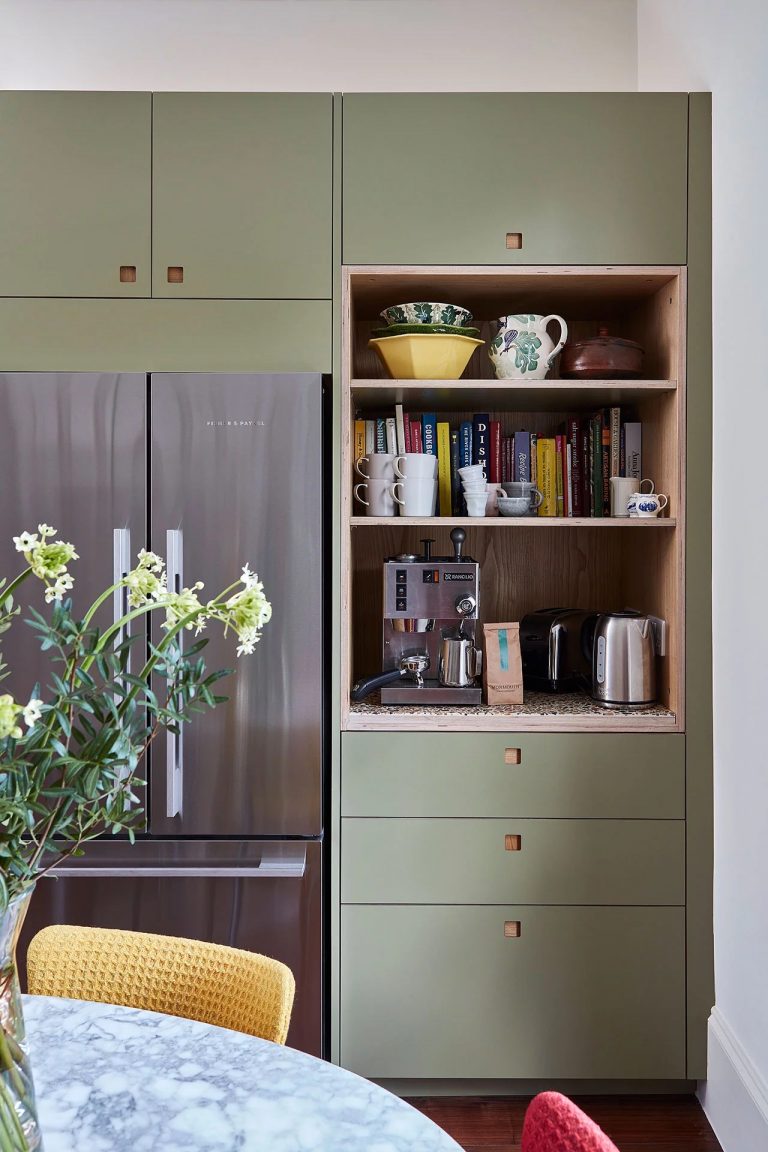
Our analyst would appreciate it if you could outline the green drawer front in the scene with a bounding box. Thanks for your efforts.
[153,94,332,299]
[341,733,684,818]
[342,94,688,265]
[341,905,685,1079]
[341,819,684,906]
[0,92,151,297]
[0,299,331,373]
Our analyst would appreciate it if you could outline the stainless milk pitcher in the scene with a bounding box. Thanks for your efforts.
[439,636,482,688]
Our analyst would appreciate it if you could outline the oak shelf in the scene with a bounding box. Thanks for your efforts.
[351,378,676,413]
[351,516,677,528]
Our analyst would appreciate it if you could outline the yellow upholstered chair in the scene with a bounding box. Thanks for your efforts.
[27,924,295,1044]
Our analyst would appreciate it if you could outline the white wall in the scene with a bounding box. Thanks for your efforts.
[0,0,637,91]
[638,3,768,1149]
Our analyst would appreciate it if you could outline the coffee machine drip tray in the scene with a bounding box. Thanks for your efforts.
[381,680,482,706]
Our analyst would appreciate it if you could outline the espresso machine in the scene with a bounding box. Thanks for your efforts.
[351,528,482,705]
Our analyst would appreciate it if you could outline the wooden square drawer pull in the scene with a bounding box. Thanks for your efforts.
[504,834,522,852]
[119,265,136,283]
[505,232,523,249]
[504,747,521,765]
[167,266,184,283]
[504,921,521,938]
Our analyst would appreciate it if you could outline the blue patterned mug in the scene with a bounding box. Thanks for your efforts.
[489,313,568,380]
[628,490,668,518]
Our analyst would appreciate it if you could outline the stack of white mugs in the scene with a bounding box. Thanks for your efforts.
[353,453,437,517]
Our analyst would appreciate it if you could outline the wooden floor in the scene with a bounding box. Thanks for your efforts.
[406,1095,723,1152]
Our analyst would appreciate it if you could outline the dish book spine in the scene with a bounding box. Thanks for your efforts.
[376,417,386,453]
[489,420,502,483]
[450,430,461,515]
[385,416,396,455]
[422,412,437,456]
[472,412,490,477]
[610,407,621,477]
[459,421,473,469]
[537,438,557,517]
[624,422,642,479]
[410,420,423,453]
[601,410,611,515]
[437,422,452,516]
[354,419,365,464]
[364,420,375,454]
[555,433,565,517]
[567,416,583,517]
[514,431,530,483]
[394,404,406,455]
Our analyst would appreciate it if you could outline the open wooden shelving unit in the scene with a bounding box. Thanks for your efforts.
[341,265,686,732]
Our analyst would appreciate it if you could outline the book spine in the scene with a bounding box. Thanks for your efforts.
[514,431,530,483]
[567,416,583,517]
[364,420,375,454]
[459,421,473,469]
[437,422,452,516]
[581,421,591,516]
[489,420,502,483]
[566,443,573,517]
[394,403,406,455]
[601,412,610,515]
[530,433,538,485]
[590,414,603,517]
[620,424,626,476]
[403,412,412,453]
[537,438,557,516]
[375,417,386,453]
[624,422,642,479]
[354,419,365,464]
[610,407,621,477]
[410,420,423,453]
[422,412,437,456]
[385,416,396,455]
[450,430,461,515]
[555,433,565,517]
[472,412,490,477]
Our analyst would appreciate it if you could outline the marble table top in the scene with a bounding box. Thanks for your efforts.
[23,996,462,1152]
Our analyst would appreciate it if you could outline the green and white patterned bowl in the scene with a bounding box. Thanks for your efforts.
[380,302,473,327]
[370,323,480,339]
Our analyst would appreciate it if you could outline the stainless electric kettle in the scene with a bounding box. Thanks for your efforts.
[583,611,656,708]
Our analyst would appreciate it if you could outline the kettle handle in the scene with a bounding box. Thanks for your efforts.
[581,613,599,666]
[541,314,568,364]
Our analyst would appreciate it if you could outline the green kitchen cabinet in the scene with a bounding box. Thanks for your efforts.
[0,93,151,297]
[342,94,688,265]
[152,94,333,299]
[341,904,686,1079]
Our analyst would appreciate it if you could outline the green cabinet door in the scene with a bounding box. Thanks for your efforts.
[343,94,688,266]
[341,905,686,1079]
[0,93,151,296]
[152,94,332,299]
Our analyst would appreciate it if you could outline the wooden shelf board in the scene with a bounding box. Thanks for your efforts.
[350,516,677,528]
[350,379,676,412]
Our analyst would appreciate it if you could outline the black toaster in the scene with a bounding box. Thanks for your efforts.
[519,608,594,693]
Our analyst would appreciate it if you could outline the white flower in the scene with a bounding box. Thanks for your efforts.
[44,572,75,603]
[13,531,38,553]
[22,698,44,728]
[163,582,207,631]
[214,582,272,656]
[136,549,165,574]
[240,564,258,589]
[37,524,56,538]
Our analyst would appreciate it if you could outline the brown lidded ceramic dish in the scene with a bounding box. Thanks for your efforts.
[560,326,644,379]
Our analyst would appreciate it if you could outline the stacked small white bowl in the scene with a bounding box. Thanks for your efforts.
[458,464,487,517]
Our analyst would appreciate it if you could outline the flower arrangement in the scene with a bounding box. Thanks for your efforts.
[0,525,270,1151]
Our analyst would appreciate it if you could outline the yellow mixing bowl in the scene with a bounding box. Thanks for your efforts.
[368,333,484,380]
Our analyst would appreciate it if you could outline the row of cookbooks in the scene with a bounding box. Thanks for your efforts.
[354,405,642,517]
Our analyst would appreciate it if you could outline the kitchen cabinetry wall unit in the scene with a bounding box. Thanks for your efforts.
[0,92,152,297]
[342,94,688,267]
[152,94,333,299]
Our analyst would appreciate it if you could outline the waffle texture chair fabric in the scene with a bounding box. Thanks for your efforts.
[522,1092,621,1152]
[27,924,295,1044]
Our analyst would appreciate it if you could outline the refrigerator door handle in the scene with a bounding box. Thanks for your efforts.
[49,850,307,880]
[113,527,132,645]
[166,528,184,818]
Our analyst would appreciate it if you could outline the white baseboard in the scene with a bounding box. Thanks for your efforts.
[699,1008,768,1152]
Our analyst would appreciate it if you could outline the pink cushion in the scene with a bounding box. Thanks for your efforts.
[522,1092,621,1152]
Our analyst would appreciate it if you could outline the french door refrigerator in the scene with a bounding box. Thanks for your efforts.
[1,372,325,1056]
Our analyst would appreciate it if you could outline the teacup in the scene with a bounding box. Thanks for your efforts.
[458,464,485,481]
[464,493,487,517]
[631,492,668,518]
[391,476,438,517]
[497,495,531,518]
[353,479,397,517]
[501,481,543,514]
[355,453,396,481]
[461,480,488,495]
[394,453,438,480]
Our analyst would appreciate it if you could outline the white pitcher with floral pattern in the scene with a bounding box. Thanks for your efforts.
[489,313,568,380]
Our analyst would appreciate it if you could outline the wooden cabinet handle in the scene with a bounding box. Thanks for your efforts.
[504,921,521,938]
[119,265,136,283]
[506,232,523,249]
[167,266,184,283]
[504,747,521,765]
[504,834,522,852]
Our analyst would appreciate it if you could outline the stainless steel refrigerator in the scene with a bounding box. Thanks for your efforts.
[1,372,325,1056]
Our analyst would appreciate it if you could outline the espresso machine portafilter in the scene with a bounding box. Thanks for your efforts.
[351,528,482,705]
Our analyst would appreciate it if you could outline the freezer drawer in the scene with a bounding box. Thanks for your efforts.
[18,840,322,1057]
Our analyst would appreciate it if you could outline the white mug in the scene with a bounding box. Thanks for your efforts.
[391,477,438,517]
[458,464,485,481]
[394,453,438,480]
[626,479,656,517]
[633,492,668,518]
[353,479,396,517]
[464,492,487,517]
[355,453,396,481]
[609,476,638,518]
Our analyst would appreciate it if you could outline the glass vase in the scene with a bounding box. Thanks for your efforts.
[0,891,42,1151]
